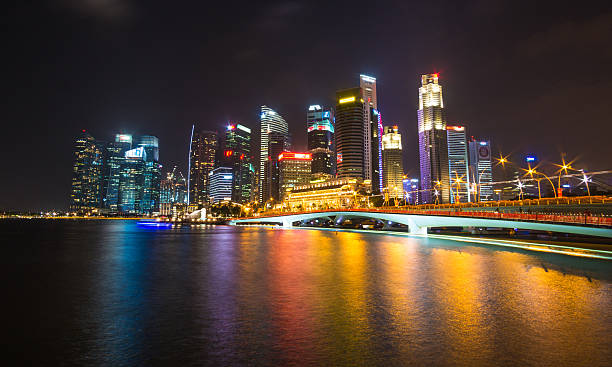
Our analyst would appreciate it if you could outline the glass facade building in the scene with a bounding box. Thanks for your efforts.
[103,134,133,213]
[70,131,104,212]
[259,106,289,203]
[189,130,218,207]
[360,75,377,181]
[224,123,253,203]
[447,126,471,203]
[370,109,384,194]
[208,167,233,203]
[335,88,365,179]
[307,105,335,178]
[417,74,450,204]
[469,139,493,201]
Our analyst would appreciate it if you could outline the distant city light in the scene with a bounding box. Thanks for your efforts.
[339,96,355,104]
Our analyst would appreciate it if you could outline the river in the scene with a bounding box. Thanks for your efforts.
[3,220,611,366]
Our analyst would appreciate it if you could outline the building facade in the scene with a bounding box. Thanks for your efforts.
[359,75,377,181]
[224,123,253,203]
[137,135,161,214]
[307,105,335,178]
[208,167,233,203]
[189,130,218,207]
[381,126,404,198]
[103,134,132,213]
[259,106,289,203]
[447,126,471,203]
[263,131,288,202]
[278,152,312,201]
[283,178,367,211]
[417,74,450,204]
[70,131,104,212]
[469,139,493,201]
[370,109,384,194]
[335,88,365,179]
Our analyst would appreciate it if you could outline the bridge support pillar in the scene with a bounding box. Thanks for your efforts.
[407,222,427,235]
[281,219,293,228]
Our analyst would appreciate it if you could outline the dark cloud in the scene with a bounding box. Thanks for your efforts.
[58,0,133,22]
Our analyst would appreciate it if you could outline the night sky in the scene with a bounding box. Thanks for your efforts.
[3,0,612,211]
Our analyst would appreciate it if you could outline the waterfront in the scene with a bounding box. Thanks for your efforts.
[3,220,612,366]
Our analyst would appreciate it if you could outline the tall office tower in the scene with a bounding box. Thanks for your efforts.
[263,131,288,202]
[335,88,365,179]
[307,105,335,178]
[189,131,218,207]
[260,105,289,203]
[208,167,233,203]
[370,109,384,194]
[446,126,471,203]
[469,139,493,201]
[119,146,146,214]
[70,130,104,213]
[278,152,312,201]
[359,75,377,181]
[381,126,404,198]
[103,134,132,212]
[137,135,162,214]
[224,123,253,203]
[417,73,450,204]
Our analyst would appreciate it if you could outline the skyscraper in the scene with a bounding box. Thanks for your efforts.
[360,74,377,182]
[447,126,471,203]
[263,131,288,202]
[469,139,493,201]
[137,135,162,214]
[370,109,384,194]
[417,73,450,204]
[70,130,104,213]
[119,146,146,214]
[189,130,218,207]
[335,88,365,179]
[307,105,335,178]
[224,123,252,203]
[278,152,312,201]
[382,126,404,198]
[208,167,233,203]
[260,106,289,202]
[103,134,132,213]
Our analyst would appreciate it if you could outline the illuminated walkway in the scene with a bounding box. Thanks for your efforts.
[229,210,612,238]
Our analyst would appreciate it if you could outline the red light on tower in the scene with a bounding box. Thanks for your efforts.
[224,150,233,157]
[278,152,312,161]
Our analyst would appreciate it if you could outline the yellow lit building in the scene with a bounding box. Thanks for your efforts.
[283,178,369,211]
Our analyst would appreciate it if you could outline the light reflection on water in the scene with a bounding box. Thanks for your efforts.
[3,220,611,366]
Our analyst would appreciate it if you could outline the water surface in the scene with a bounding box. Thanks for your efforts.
[3,220,611,366]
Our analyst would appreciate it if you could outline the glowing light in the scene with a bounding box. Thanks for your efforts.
[237,124,251,133]
[360,74,376,83]
[224,150,233,157]
[526,156,536,162]
[308,105,321,111]
[339,96,356,104]
[278,152,312,161]
[227,124,236,130]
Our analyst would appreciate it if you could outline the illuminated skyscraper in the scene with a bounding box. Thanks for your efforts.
[103,134,132,212]
[260,106,289,202]
[382,126,404,198]
[447,126,471,203]
[263,131,288,202]
[307,105,334,178]
[208,167,233,203]
[224,123,253,203]
[118,146,146,214]
[370,109,384,194]
[469,139,493,201]
[417,74,450,203]
[137,135,162,214]
[335,88,365,179]
[189,131,218,206]
[360,75,377,182]
[278,152,312,201]
[70,130,104,213]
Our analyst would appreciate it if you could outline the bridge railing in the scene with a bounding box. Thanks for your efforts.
[236,208,612,227]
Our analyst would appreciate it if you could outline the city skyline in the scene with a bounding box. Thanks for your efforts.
[3,1,612,210]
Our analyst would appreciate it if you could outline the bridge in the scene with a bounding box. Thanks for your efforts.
[229,209,612,239]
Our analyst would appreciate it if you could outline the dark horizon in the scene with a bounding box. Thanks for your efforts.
[3,0,612,211]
